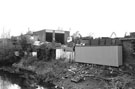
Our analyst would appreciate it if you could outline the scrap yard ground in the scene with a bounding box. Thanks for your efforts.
[11,57,135,89]
[1,31,135,89]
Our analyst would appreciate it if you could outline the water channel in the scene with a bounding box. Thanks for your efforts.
[0,70,47,89]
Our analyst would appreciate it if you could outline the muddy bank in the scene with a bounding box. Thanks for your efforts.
[0,66,56,89]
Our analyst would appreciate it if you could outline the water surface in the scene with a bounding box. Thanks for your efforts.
[0,71,46,89]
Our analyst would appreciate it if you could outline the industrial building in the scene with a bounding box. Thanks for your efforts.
[33,29,70,44]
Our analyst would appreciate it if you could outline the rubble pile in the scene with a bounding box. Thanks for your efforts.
[56,63,135,89]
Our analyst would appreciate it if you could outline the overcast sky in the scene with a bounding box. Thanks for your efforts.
[0,0,135,38]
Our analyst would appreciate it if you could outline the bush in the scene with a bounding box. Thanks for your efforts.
[0,44,17,66]
[37,43,55,61]
[21,56,38,66]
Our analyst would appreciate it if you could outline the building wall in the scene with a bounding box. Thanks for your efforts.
[33,30,45,42]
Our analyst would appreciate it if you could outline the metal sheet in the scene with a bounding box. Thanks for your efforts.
[75,46,123,66]
[56,49,74,62]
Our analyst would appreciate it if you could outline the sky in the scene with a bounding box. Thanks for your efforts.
[0,0,135,38]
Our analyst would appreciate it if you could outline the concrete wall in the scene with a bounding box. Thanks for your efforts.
[33,30,45,42]
[75,46,123,67]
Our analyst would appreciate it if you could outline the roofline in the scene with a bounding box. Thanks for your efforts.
[33,29,70,33]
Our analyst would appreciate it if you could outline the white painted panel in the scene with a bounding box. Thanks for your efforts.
[56,49,75,62]
[75,46,122,66]
[56,49,63,59]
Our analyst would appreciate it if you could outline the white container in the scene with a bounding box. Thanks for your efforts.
[75,46,122,67]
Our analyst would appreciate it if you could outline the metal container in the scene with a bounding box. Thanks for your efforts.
[75,46,122,66]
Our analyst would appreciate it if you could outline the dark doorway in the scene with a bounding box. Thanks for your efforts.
[55,33,64,44]
[46,32,53,42]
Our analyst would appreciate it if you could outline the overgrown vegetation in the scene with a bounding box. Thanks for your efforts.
[0,39,18,66]
[37,43,55,61]
[0,33,33,66]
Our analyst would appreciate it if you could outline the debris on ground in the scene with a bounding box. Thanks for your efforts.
[54,62,135,89]
[13,58,135,89]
